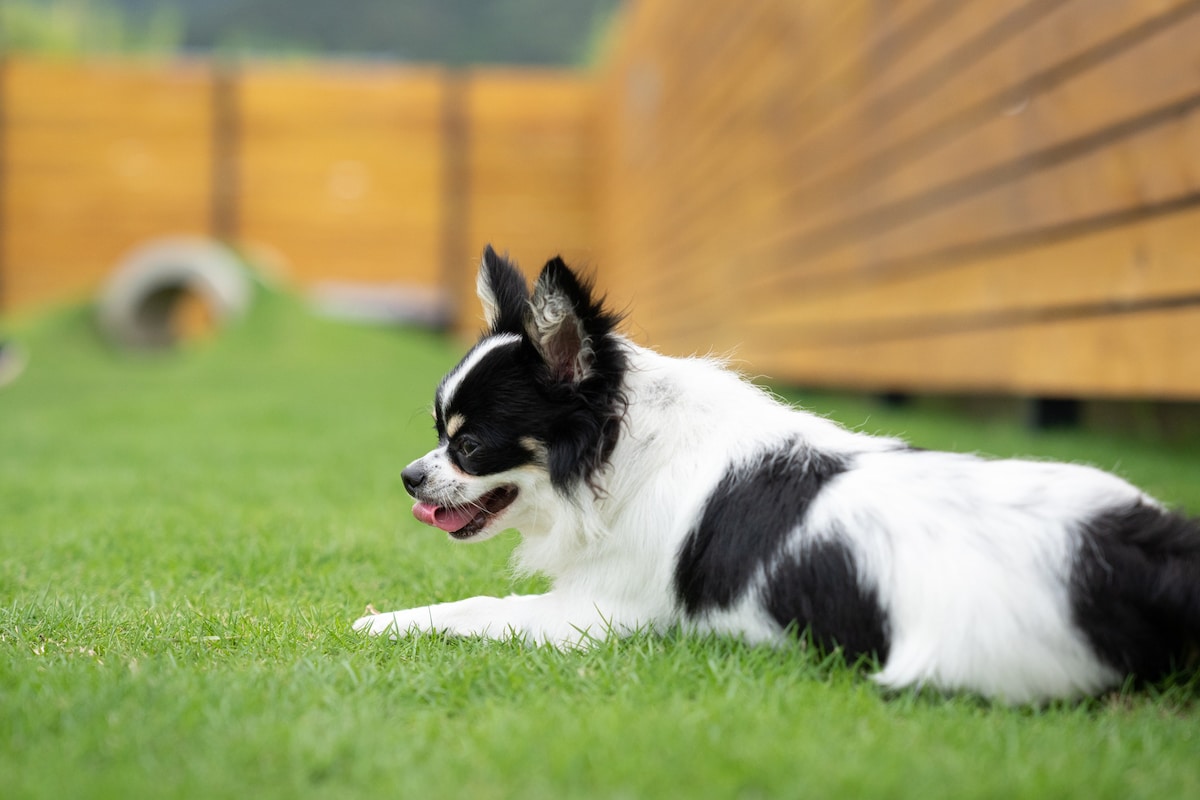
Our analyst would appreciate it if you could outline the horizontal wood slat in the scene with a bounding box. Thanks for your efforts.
[748,305,1200,400]
[747,206,1200,335]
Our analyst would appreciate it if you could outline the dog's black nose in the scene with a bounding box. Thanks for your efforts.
[401,464,426,496]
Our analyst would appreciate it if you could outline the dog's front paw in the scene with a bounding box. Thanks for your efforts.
[353,611,416,638]
[351,597,521,641]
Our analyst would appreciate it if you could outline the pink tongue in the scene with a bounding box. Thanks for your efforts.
[413,502,477,533]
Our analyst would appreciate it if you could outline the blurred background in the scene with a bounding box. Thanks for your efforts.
[2,0,1199,418]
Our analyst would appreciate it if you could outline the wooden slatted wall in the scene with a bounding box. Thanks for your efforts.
[596,0,1200,399]
[0,58,594,320]
[1,59,214,310]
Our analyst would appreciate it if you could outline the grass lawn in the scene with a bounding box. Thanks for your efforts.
[3,291,1199,799]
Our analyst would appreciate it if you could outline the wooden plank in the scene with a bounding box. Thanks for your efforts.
[4,58,213,123]
[234,238,439,285]
[238,164,441,199]
[746,304,1200,400]
[237,64,445,122]
[740,204,1200,336]
[464,70,592,121]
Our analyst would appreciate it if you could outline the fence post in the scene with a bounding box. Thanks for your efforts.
[439,69,469,332]
[0,55,8,313]
[211,59,240,244]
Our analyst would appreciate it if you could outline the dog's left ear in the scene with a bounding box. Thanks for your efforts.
[527,257,608,384]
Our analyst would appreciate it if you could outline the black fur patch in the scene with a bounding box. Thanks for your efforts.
[765,535,891,662]
[674,444,846,615]
[1070,501,1200,681]
[480,245,530,336]
[527,257,627,492]
[437,337,546,476]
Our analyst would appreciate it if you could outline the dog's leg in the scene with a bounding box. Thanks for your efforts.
[352,592,630,647]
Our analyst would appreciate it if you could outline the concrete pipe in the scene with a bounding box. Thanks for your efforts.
[97,238,252,349]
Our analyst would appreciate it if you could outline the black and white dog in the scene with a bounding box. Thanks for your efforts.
[355,246,1200,703]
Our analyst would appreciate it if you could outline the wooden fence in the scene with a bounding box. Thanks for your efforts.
[2,59,215,311]
[0,58,594,320]
[4,0,1200,400]
[596,0,1200,399]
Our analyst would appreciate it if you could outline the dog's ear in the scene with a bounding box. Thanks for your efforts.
[527,256,606,385]
[476,245,529,335]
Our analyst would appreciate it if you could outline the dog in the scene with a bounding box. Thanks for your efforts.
[354,246,1200,703]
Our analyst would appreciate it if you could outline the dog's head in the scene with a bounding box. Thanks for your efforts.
[401,246,626,541]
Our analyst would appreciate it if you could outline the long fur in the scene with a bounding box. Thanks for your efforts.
[355,248,1200,704]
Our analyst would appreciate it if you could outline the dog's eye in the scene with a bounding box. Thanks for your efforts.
[456,437,480,458]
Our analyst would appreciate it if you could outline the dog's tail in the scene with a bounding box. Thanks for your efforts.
[1072,501,1200,682]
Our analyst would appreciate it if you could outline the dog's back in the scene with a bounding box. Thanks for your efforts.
[610,343,1200,701]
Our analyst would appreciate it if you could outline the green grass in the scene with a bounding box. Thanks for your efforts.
[3,292,1199,799]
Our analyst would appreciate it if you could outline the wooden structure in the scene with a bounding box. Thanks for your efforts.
[3,0,1200,399]
[0,58,592,320]
[2,60,215,311]
[597,0,1200,399]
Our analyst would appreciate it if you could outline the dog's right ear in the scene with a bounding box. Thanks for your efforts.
[476,245,530,335]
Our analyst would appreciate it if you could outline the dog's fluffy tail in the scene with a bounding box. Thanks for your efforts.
[1072,501,1200,681]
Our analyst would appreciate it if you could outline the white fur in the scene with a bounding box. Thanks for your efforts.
[791,453,1127,701]
[355,337,1142,703]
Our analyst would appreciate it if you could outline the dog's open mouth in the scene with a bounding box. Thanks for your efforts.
[411,485,519,539]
